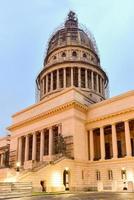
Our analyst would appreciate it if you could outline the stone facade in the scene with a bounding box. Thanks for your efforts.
[0,11,134,192]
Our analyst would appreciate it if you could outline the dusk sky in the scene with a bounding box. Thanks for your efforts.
[0,0,134,136]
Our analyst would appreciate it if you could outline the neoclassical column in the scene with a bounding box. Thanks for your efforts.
[57,69,59,89]
[63,68,66,88]
[124,120,132,157]
[78,68,81,87]
[100,127,105,160]
[51,72,53,91]
[46,74,48,93]
[58,124,62,134]
[96,74,99,93]
[112,124,118,159]
[71,67,73,86]
[91,71,94,90]
[32,132,36,161]
[18,137,22,165]
[100,78,103,95]
[102,79,105,96]
[49,127,53,157]
[42,78,45,95]
[90,129,94,161]
[25,135,29,162]
[85,69,88,88]
[40,130,45,161]
[1,154,4,167]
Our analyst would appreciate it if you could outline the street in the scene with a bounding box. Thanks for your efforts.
[11,192,134,200]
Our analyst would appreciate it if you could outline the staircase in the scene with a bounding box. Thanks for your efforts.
[0,182,32,199]
[18,156,70,181]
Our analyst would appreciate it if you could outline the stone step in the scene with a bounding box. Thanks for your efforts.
[0,191,32,199]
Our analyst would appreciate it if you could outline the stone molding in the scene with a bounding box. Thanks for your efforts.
[86,106,134,125]
[8,100,88,131]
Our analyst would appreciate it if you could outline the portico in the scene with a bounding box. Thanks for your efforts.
[17,124,61,168]
[88,119,134,161]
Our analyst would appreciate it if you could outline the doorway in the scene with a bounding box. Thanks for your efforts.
[63,170,70,191]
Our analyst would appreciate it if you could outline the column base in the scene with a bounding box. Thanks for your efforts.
[99,158,105,161]
[111,156,117,160]
[125,155,132,158]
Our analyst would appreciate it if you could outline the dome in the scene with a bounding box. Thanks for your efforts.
[36,11,109,103]
[44,11,99,65]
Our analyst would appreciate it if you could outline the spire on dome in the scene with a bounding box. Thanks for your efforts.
[65,11,78,28]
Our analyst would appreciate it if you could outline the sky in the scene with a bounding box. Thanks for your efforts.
[0,0,134,136]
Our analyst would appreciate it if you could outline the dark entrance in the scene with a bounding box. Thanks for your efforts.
[105,143,111,159]
[117,140,122,158]
[63,170,69,190]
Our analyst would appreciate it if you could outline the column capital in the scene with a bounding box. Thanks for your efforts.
[111,122,116,126]
[124,119,130,123]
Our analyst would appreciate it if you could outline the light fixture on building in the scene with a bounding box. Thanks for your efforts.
[16,162,20,172]
[65,167,69,171]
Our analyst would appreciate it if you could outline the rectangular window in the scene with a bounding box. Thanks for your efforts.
[96,170,101,180]
[108,170,113,180]
[82,170,84,180]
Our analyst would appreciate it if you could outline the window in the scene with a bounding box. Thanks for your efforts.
[72,51,77,57]
[82,170,84,180]
[108,170,113,180]
[62,52,66,57]
[53,55,56,60]
[96,170,101,180]
[73,67,78,87]
[121,169,127,180]
[81,68,85,88]
[83,53,87,58]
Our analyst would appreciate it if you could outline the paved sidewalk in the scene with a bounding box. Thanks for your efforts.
[9,192,134,200]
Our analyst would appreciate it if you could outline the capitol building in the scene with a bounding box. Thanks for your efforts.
[0,11,134,192]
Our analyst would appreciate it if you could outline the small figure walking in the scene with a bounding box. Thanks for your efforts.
[40,180,46,192]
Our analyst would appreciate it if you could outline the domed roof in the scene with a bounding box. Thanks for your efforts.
[45,11,99,63]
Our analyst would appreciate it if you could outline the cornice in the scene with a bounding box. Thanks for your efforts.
[45,44,99,63]
[37,60,108,85]
[88,90,134,110]
[86,106,134,125]
[12,87,88,118]
[7,100,88,131]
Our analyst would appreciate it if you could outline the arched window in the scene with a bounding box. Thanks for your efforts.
[83,53,87,58]
[62,52,66,57]
[53,56,56,60]
[72,51,77,57]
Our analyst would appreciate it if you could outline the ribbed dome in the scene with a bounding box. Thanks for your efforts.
[45,11,99,65]
[36,11,109,103]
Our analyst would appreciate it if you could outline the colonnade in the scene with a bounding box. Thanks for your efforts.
[89,120,134,161]
[40,67,105,97]
[18,124,61,166]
